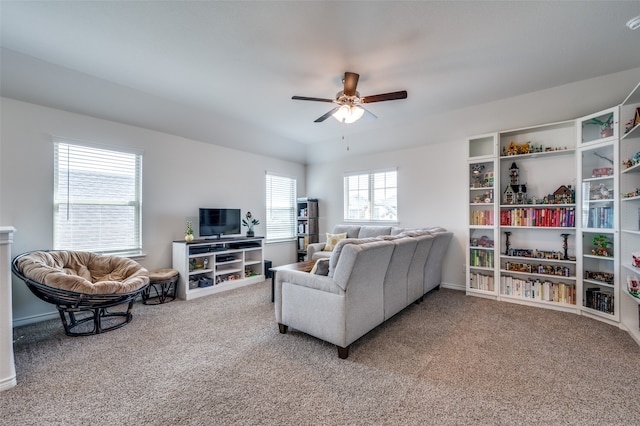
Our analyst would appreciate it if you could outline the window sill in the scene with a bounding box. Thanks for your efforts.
[265,238,296,245]
[99,251,146,260]
[343,220,400,225]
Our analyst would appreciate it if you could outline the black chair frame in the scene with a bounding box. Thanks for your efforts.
[12,252,149,336]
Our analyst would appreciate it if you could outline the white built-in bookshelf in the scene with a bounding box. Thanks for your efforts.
[619,82,640,346]
[467,81,640,346]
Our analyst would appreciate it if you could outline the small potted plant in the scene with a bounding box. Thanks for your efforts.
[242,212,260,237]
[591,234,612,257]
[185,221,194,242]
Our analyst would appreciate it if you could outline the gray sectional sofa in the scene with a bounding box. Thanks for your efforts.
[308,225,452,294]
[275,226,452,358]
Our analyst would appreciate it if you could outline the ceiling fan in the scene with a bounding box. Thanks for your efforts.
[292,72,408,123]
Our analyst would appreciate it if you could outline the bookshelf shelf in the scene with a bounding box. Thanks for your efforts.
[500,226,576,230]
[582,306,617,320]
[470,265,494,271]
[583,254,614,261]
[623,290,640,305]
[499,294,577,311]
[499,269,577,281]
[499,149,575,161]
[621,122,640,142]
[583,279,614,289]
[622,263,640,273]
[502,255,575,264]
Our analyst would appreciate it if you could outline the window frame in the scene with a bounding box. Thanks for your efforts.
[53,137,143,255]
[343,168,398,223]
[265,172,297,242]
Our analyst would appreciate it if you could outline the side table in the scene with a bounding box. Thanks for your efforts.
[269,259,316,302]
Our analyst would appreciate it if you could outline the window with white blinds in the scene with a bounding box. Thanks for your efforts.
[53,138,143,254]
[265,172,297,241]
[344,169,398,222]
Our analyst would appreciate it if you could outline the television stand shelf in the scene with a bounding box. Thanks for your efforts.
[172,236,265,300]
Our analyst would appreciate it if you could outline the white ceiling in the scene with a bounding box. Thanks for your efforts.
[2,1,640,164]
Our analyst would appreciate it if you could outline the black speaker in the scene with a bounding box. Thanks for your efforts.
[264,260,273,278]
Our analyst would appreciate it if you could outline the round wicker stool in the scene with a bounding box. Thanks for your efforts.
[141,268,179,305]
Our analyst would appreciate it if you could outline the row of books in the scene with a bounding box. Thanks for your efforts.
[584,287,614,315]
[297,236,309,251]
[586,206,614,229]
[470,210,494,226]
[469,272,494,291]
[500,207,575,227]
[470,249,494,268]
[298,223,310,234]
[500,275,576,304]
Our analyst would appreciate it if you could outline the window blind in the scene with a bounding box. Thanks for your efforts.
[344,169,397,221]
[53,138,143,254]
[265,172,297,241]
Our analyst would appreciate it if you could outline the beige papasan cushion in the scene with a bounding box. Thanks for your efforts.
[17,251,149,295]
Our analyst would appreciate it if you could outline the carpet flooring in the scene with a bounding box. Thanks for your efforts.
[1,282,639,425]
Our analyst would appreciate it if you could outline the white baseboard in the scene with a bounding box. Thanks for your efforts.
[13,311,59,328]
[441,282,464,291]
[0,375,16,392]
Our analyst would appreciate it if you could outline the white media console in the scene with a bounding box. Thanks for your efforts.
[172,237,264,300]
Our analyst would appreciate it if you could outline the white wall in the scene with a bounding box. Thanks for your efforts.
[0,98,305,325]
[307,141,467,289]
[307,68,640,291]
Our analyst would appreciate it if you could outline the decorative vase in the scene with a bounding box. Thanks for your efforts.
[246,230,254,238]
[185,233,194,242]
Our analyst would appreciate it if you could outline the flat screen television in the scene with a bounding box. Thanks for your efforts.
[199,208,241,238]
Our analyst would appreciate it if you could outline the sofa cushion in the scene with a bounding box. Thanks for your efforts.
[382,236,418,319]
[332,225,361,239]
[426,226,447,233]
[358,226,392,238]
[17,250,149,295]
[377,234,403,241]
[390,227,406,235]
[323,232,347,251]
[331,239,395,292]
[311,251,331,260]
[397,229,432,237]
[328,237,379,278]
[310,258,330,276]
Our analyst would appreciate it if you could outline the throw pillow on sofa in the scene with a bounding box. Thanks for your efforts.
[323,232,347,251]
[309,258,330,275]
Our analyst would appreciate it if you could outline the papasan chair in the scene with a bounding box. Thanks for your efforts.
[12,250,149,336]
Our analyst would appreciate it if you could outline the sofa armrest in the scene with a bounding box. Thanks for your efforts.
[276,269,344,295]
[307,242,327,260]
[274,269,344,324]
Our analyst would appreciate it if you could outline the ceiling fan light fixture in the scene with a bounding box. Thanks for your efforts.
[333,105,364,124]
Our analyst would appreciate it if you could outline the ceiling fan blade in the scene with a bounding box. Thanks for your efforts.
[360,106,377,121]
[292,95,335,103]
[343,72,359,97]
[314,107,340,123]
[361,90,408,103]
